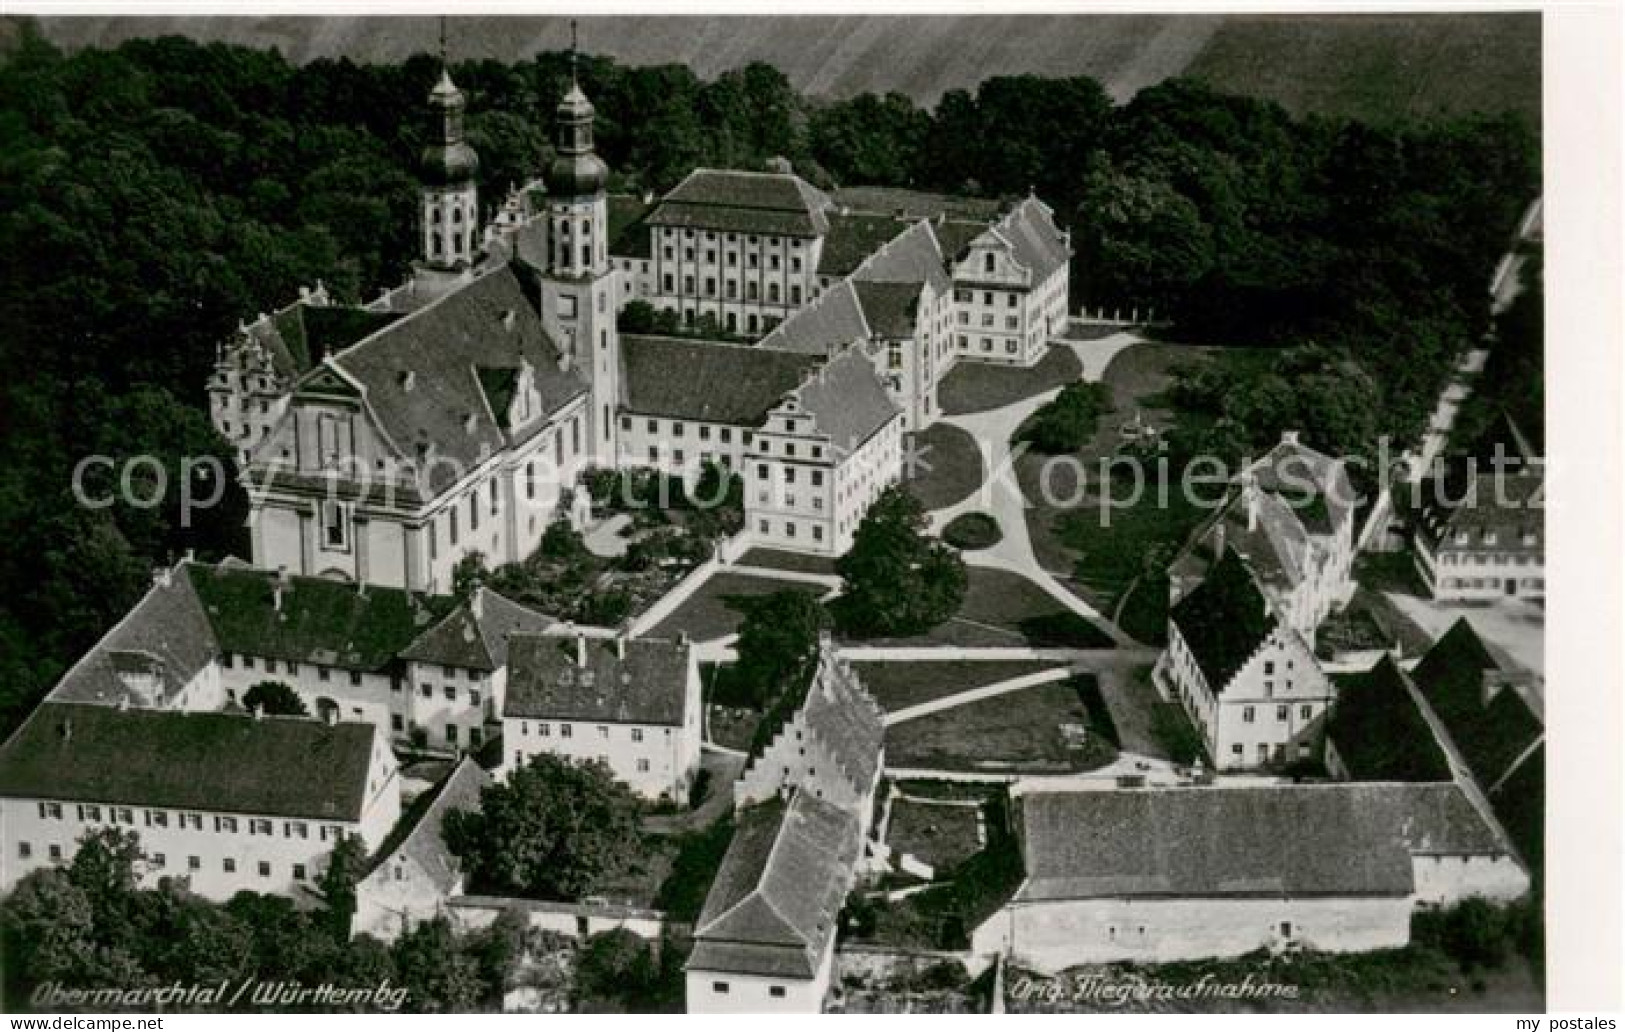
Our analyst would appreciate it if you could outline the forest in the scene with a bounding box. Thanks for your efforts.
[0,23,1539,735]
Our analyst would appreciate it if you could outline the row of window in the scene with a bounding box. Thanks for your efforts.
[15,842,315,882]
[622,417,752,445]
[954,288,1024,308]
[660,245,806,274]
[222,653,366,685]
[757,518,826,544]
[659,227,804,247]
[958,311,1023,330]
[709,981,789,998]
[35,802,347,842]
[1230,741,1313,763]
[1438,576,1544,590]
[518,721,673,742]
[662,275,799,305]
[1241,703,1315,724]
[956,335,1024,356]
[1437,552,1540,566]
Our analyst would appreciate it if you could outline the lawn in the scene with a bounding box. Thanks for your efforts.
[646,570,823,641]
[884,676,1118,773]
[903,422,986,511]
[1017,342,1223,619]
[886,798,984,874]
[851,659,1062,714]
[938,345,1082,415]
[842,567,1115,649]
[734,547,840,577]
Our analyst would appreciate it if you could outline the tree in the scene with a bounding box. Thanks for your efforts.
[391,916,486,1012]
[317,833,369,942]
[732,590,830,708]
[835,486,967,637]
[242,680,308,718]
[573,928,657,1010]
[443,753,648,900]
[1021,381,1114,454]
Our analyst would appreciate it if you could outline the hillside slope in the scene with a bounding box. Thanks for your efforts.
[22,13,1539,125]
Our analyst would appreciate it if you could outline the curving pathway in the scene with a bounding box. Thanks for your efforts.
[925,333,1144,648]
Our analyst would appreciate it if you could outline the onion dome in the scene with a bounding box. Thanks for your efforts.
[420,69,481,186]
[546,81,608,197]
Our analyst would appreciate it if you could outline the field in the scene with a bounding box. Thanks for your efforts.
[646,570,822,641]
[31,13,1538,121]
[852,659,1061,714]
[903,423,985,511]
[842,567,1115,649]
[884,676,1118,774]
[939,346,1081,416]
[885,798,984,874]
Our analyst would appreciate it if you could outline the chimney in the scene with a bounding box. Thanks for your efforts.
[470,588,484,620]
[1240,471,1259,533]
[1281,430,1300,446]
[151,566,173,590]
[576,632,587,669]
[1210,520,1226,561]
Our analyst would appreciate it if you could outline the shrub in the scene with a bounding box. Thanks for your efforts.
[1021,381,1113,453]
[942,512,1001,550]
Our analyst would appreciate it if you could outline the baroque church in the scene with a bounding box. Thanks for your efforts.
[209,49,1073,590]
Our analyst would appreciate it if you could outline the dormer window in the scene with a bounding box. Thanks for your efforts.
[984,253,996,273]
[399,371,416,391]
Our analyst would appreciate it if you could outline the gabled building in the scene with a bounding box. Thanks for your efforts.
[686,790,864,1013]
[640,167,836,335]
[0,702,400,901]
[1412,442,1544,602]
[971,782,1526,971]
[1159,547,1333,771]
[353,756,489,941]
[1169,431,1357,642]
[940,196,1072,368]
[500,631,702,803]
[1325,655,1454,783]
[45,558,550,758]
[735,637,887,816]
[1409,619,1545,868]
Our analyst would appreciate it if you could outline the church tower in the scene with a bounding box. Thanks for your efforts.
[539,25,619,459]
[419,47,480,270]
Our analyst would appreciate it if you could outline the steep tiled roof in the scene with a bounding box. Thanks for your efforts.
[399,588,555,672]
[1415,462,1543,555]
[0,702,379,821]
[853,218,952,294]
[649,169,834,237]
[688,791,862,979]
[1409,619,1543,789]
[931,218,991,262]
[315,266,588,498]
[48,566,219,708]
[504,634,692,726]
[852,280,923,339]
[992,197,1070,282]
[1014,783,1504,902]
[1328,656,1453,782]
[362,757,489,892]
[187,564,447,673]
[619,335,820,426]
[757,280,870,357]
[1169,547,1279,691]
[819,213,909,277]
[791,347,901,456]
[799,647,886,800]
